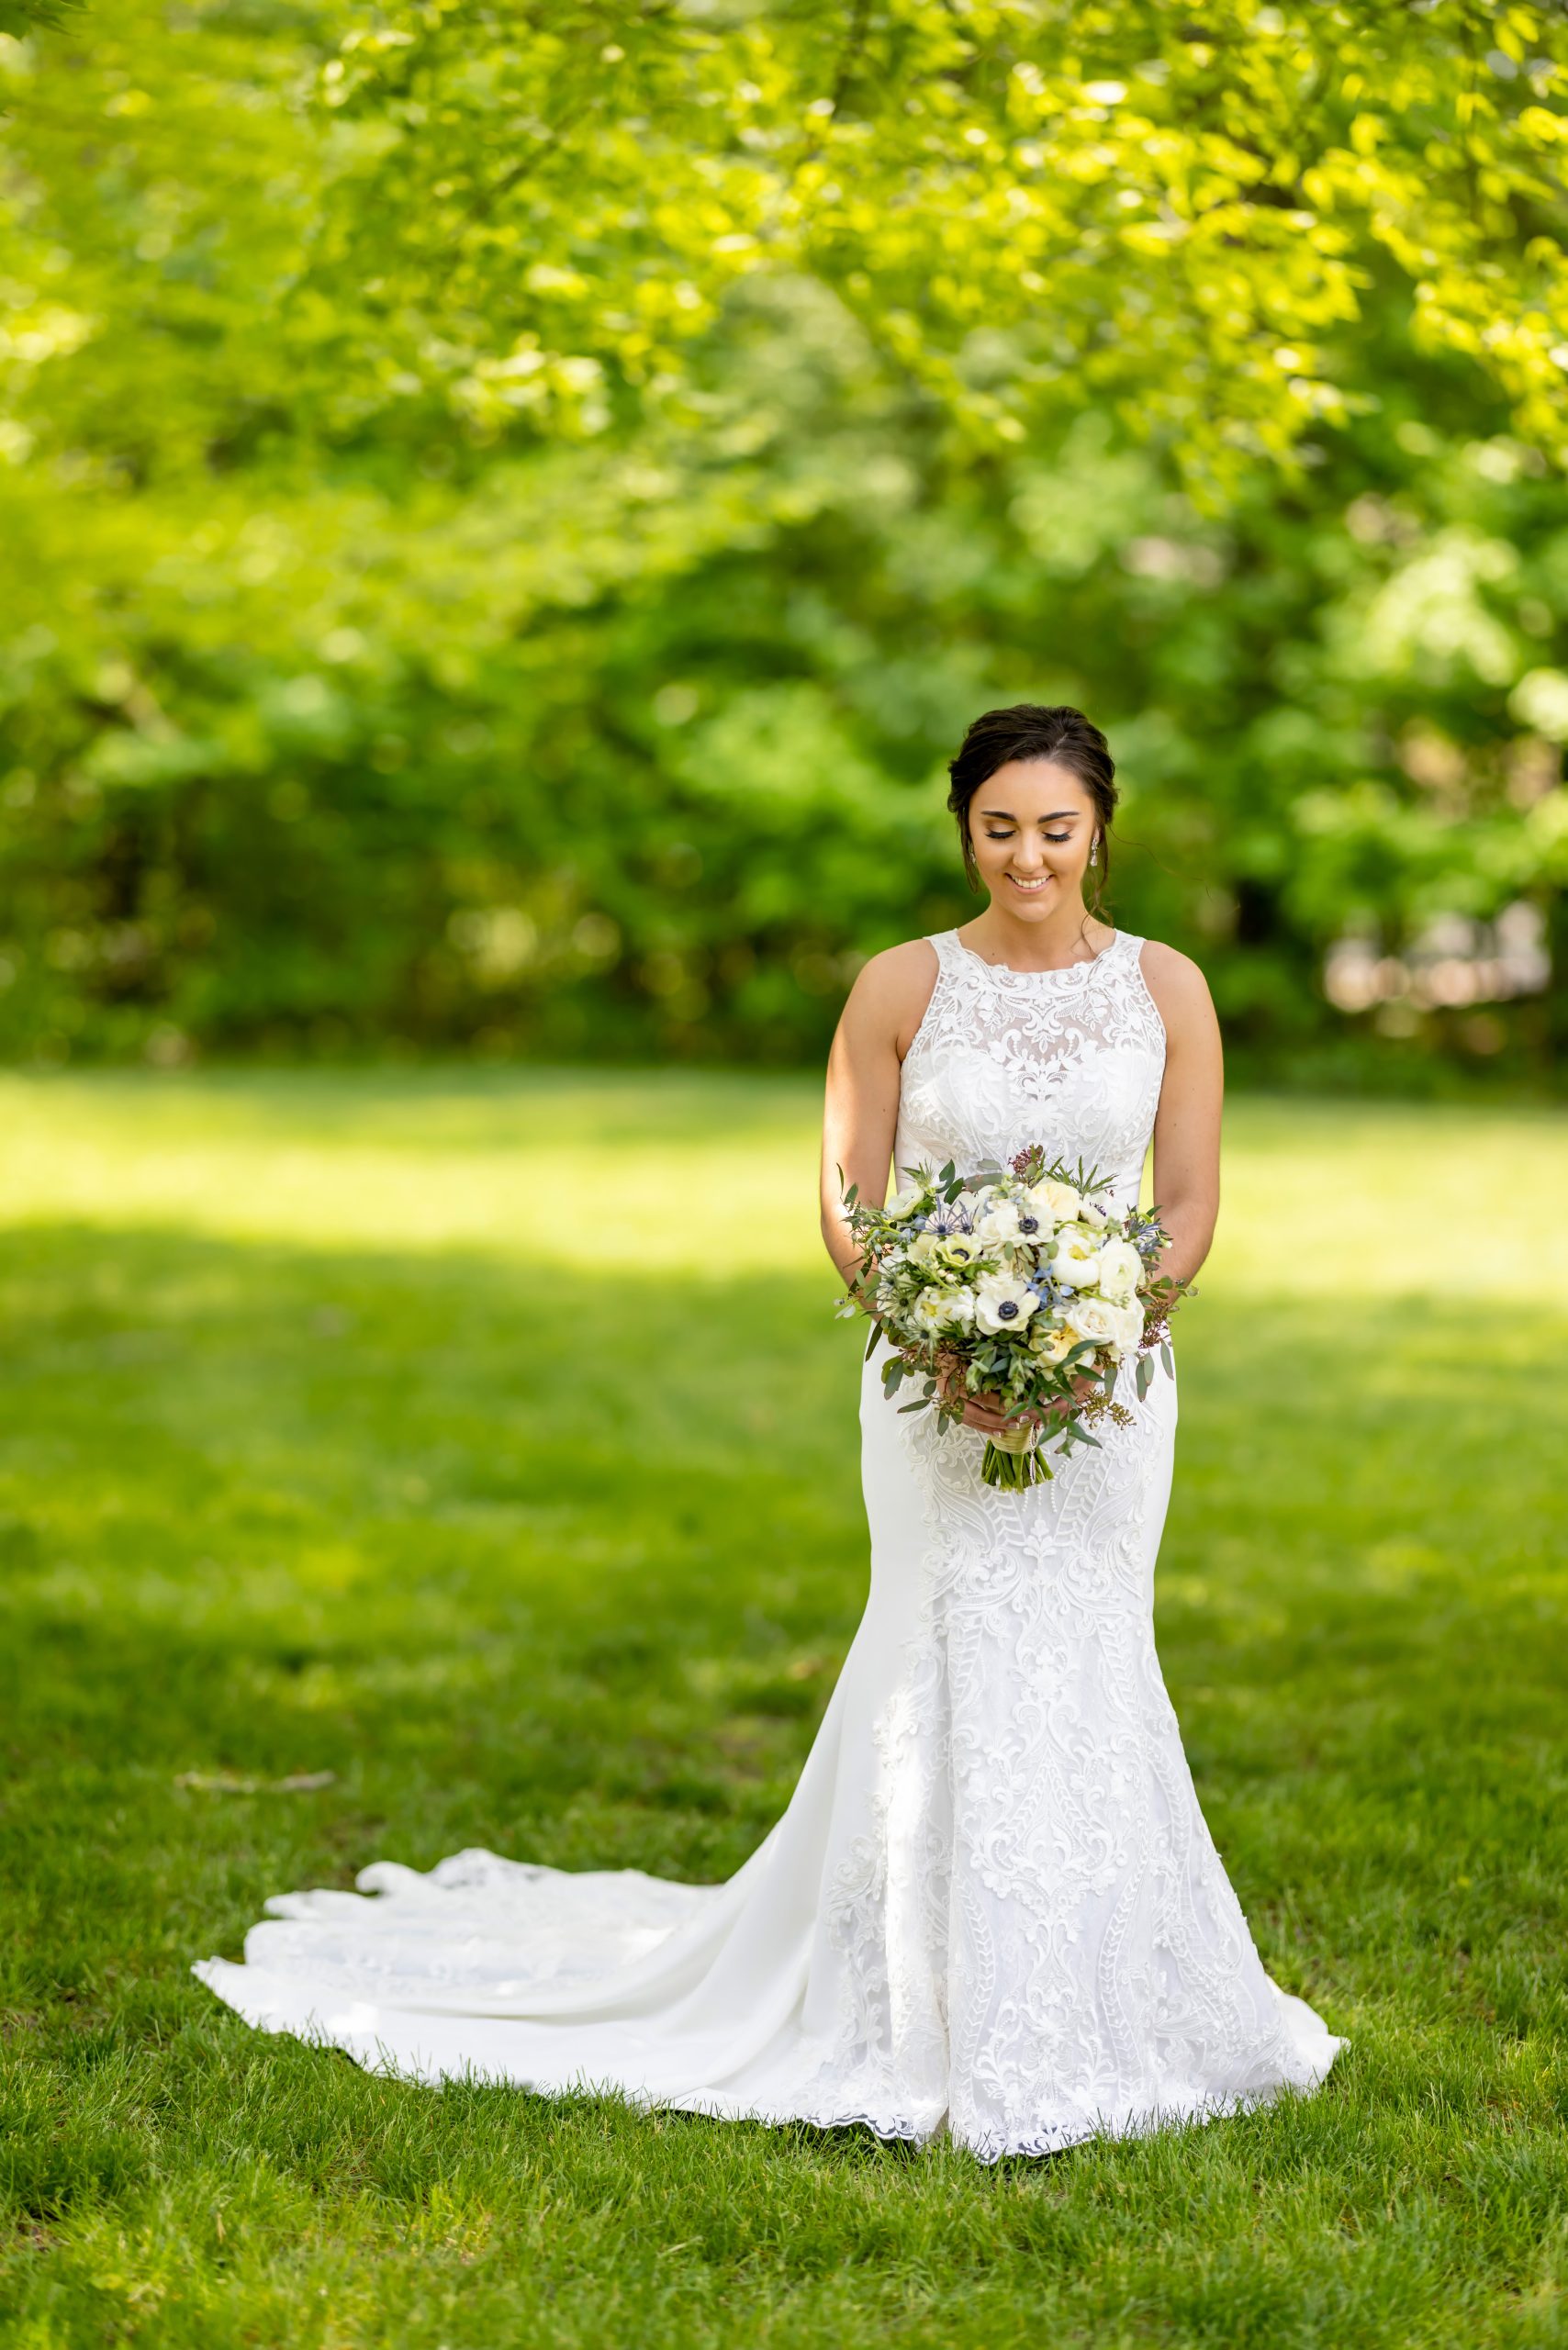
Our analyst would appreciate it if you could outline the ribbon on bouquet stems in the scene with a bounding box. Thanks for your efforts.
[980,1411,1055,1490]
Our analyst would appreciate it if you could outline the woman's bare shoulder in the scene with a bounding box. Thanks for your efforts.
[1135,938,1219,1035]
[843,936,942,1058]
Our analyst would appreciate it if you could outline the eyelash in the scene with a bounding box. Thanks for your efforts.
[986,831,1071,844]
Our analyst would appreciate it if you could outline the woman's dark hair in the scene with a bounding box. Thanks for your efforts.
[946,703,1118,919]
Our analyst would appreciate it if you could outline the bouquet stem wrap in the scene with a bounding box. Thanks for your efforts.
[981,1418,1054,1491]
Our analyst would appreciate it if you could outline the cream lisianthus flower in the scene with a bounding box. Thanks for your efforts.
[909,1288,951,1339]
[1094,1238,1143,1304]
[887,1182,928,1218]
[973,1272,1039,1334]
[1051,1224,1104,1289]
[1028,1317,1077,1365]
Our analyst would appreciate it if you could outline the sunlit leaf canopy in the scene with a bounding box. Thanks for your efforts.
[1,0,1566,1075]
[237,0,1568,491]
[8,0,1567,487]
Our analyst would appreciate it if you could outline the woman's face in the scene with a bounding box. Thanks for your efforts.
[966,759,1099,917]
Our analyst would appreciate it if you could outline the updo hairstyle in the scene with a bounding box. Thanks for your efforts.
[946,703,1118,919]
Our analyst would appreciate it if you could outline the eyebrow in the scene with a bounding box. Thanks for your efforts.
[978,808,1081,822]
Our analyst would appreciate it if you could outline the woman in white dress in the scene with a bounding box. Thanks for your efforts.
[194,702,1345,2161]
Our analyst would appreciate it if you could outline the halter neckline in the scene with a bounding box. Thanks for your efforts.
[943,926,1130,980]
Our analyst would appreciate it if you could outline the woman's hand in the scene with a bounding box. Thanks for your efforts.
[846,1247,884,1320]
[935,1361,1097,1437]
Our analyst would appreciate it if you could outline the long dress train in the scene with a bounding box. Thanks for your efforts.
[192,926,1345,2161]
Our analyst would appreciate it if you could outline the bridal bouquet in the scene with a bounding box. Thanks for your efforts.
[834,1143,1188,1491]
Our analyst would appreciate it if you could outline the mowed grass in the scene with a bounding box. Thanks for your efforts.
[1,1070,1565,2350]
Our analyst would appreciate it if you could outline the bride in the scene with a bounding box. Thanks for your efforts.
[194,700,1345,2160]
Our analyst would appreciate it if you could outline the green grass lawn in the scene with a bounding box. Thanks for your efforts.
[1,1071,1565,2349]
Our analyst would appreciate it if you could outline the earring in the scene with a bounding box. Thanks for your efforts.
[1089,837,1099,867]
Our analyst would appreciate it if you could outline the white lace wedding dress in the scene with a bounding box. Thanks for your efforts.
[193,925,1345,2160]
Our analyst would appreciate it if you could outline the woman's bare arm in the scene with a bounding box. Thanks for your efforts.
[819,942,937,1291]
[1138,942,1224,1293]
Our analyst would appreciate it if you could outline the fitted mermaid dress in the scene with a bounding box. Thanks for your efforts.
[193,925,1345,2160]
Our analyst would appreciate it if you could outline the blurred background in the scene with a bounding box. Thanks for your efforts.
[2,0,1566,1089]
[5,9,1568,2339]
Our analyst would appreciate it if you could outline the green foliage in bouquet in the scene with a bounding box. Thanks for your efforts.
[835,1143,1192,1490]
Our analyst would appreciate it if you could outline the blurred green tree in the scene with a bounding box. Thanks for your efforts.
[0,0,1564,1077]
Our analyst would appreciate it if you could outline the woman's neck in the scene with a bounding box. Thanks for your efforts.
[958,898,1112,972]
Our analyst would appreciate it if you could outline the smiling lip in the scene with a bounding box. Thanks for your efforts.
[1006,874,1051,892]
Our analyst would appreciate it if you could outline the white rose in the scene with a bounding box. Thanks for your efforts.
[1062,1292,1121,1354]
[1110,1299,1146,1357]
[1094,1239,1143,1304]
[1065,1293,1144,1361]
[1051,1225,1103,1289]
[973,1272,1039,1335]
[1036,1177,1084,1223]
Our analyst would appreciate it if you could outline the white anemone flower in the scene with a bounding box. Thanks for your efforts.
[973,1271,1039,1335]
[970,1197,1024,1246]
[1015,1186,1058,1241]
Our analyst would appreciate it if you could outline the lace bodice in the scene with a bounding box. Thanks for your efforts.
[895,928,1167,1209]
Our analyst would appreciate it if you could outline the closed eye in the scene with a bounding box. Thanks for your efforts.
[987,831,1071,843]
